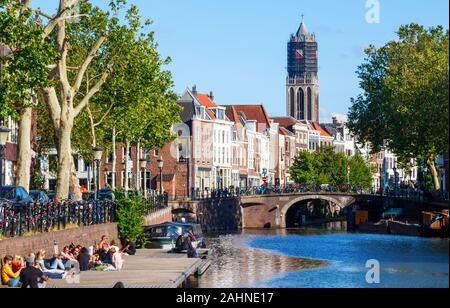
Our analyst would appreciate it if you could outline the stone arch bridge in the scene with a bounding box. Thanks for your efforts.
[240,193,382,229]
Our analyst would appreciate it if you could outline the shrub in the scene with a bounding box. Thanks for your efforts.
[114,189,146,244]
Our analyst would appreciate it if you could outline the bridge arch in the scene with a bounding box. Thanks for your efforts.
[280,195,356,228]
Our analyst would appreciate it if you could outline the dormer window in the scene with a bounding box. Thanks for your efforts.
[217,109,225,120]
[196,106,206,119]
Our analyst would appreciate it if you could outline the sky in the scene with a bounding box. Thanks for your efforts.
[37,0,449,122]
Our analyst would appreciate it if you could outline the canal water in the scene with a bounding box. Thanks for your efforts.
[189,222,449,288]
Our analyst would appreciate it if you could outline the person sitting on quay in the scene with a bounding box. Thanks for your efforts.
[110,240,121,253]
[20,256,49,289]
[120,236,136,256]
[60,246,80,273]
[174,234,185,253]
[12,256,24,274]
[110,247,124,271]
[71,246,81,260]
[35,250,65,279]
[78,247,91,272]
[99,235,109,251]
[89,241,100,256]
[98,243,113,265]
[1,256,22,287]
[184,233,199,258]
[61,246,76,261]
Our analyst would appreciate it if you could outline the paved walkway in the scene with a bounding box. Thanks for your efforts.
[47,250,202,288]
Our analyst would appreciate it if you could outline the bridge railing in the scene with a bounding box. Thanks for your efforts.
[237,185,371,196]
[385,189,450,204]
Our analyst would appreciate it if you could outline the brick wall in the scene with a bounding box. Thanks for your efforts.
[0,223,118,258]
[144,207,173,226]
[197,198,242,232]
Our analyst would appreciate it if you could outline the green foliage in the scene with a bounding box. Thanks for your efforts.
[114,189,146,243]
[290,148,373,189]
[348,23,449,190]
[30,1,180,159]
[349,155,373,189]
[0,1,56,117]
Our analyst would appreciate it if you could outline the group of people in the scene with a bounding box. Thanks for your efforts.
[174,232,199,258]
[1,235,137,288]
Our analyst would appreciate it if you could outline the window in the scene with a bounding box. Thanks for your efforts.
[307,87,313,121]
[217,109,225,120]
[73,156,79,172]
[298,88,305,120]
[107,151,114,164]
[289,88,295,117]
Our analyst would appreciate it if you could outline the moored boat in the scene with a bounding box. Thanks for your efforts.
[143,222,205,250]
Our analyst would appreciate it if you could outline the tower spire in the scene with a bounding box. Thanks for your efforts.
[296,15,309,37]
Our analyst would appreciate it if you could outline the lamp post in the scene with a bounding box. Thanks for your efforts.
[0,126,11,186]
[93,147,103,200]
[140,158,147,197]
[393,162,398,190]
[379,167,383,197]
[157,156,164,196]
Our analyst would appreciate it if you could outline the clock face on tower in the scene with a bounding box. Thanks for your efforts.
[295,49,304,60]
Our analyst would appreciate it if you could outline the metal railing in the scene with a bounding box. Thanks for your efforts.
[386,189,450,204]
[172,185,372,201]
[144,194,169,215]
[0,199,115,239]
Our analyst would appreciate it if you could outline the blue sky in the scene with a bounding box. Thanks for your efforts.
[38,0,449,122]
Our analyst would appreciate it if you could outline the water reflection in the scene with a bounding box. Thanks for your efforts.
[190,223,449,288]
[188,233,327,288]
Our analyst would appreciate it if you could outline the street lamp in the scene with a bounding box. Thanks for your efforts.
[157,156,164,195]
[379,167,383,197]
[393,160,399,190]
[0,125,11,186]
[140,158,148,197]
[93,146,103,200]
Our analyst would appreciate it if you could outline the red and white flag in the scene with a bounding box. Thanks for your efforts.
[295,49,304,59]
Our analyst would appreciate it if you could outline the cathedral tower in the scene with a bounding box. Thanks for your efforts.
[286,17,319,122]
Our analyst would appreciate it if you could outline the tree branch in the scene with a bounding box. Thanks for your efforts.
[42,0,87,39]
[74,68,112,117]
[57,23,70,98]
[73,33,107,94]
[43,87,62,131]
[94,102,115,127]
[86,105,97,147]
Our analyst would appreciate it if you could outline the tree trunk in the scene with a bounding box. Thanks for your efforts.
[112,126,116,190]
[427,155,441,192]
[15,107,32,191]
[136,142,140,192]
[124,140,130,193]
[55,115,74,202]
[69,158,82,200]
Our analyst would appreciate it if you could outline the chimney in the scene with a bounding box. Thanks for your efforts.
[208,91,214,101]
[191,85,197,97]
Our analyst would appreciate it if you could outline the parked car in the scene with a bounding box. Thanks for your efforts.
[29,190,50,204]
[47,193,77,202]
[82,192,96,201]
[99,188,115,201]
[0,186,33,206]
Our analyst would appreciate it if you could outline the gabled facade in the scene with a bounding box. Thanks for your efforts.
[224,105,273,187]
[179,87,234,193]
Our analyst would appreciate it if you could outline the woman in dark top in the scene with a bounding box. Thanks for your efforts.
[120,236,137,256]
[78,247,91,271]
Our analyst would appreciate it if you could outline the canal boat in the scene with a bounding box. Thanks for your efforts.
[388,220,421,237]
[359,220,390,234]
[143,222,205,250]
